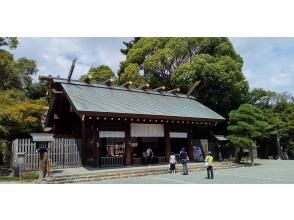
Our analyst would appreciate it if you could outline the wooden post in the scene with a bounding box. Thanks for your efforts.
[164,125,171,162]
[187,129,193,160]
[39,151,45,179]
[92,129,99,167]
[81,115,86,165]
[125,123,132,166]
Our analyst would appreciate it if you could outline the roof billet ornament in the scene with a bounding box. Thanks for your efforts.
[139,83,150,90]
[102,78,114,86]
[167,88,180,94]
[121,81,132,88]
[153,86,165,92]
[83,75,92,84]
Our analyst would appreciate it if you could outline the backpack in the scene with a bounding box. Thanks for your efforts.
[180,151,187,160]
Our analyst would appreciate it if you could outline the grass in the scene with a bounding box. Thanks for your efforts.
[0,171,39,183]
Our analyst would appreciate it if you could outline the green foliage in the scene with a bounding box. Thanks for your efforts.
[16,57,38,91]
[0,49,21,90]
[119,63,145,88]
[0,140,10,165]
[249,88,294,157]
[80,65,116,83]
[0,90,46,141]
[120,37,249,116]
[227,104,270,149]
[0,37,18,49]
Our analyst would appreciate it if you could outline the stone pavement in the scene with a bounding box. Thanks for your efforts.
[42,160,243,183]
[88,159,294,184]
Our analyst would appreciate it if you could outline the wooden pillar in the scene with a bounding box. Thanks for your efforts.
[187,128,193,159]
[92,129,99,167]
[125,123,132,166]
[81,115,86,165]
[164,124,171,162]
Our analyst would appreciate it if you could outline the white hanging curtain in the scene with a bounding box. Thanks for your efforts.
[170,132,188,138]
[99,131,125,138]
[131,123,164,137]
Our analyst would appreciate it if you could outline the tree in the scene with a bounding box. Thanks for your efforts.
[0,90,46,141]
[118,37,141,76]
[227,104,270,165]
[80,65,116,83]
[249,88,294,158]
[119,63,145,88]
[120,37,249,116]
[16,57,38,93]
[0,37,18,49]
[0,49,21,90]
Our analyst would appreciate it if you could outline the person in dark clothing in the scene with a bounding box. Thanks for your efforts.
[179,147,188,175]
[146,147,153,165]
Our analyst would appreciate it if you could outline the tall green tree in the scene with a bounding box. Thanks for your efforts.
[0,37,18,49]
[227,104,270,165]
[0,49,21,90]
[249,88,294,158]
[120,37,249,116]
[16,57,38,91]
[119,63,145,88]
[80,65,116,83]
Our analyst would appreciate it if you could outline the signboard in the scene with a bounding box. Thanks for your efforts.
[192,145,204,162]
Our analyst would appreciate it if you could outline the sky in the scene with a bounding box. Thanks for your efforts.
[8,37,294,95]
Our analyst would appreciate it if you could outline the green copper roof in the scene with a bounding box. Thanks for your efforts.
[60,82,225,121]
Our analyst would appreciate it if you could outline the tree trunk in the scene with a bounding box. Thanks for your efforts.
[250,147,254,166]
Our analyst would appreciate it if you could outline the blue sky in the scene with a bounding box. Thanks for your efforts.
[9,37,294,95]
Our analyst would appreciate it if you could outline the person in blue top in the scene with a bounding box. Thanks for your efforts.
[179,147,189,175]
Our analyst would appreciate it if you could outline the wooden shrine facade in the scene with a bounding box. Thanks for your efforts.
[41,75,225,167]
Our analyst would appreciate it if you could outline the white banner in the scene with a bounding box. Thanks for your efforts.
[131,123,164,137]
[99,131,125,138]
[170,132,187,138]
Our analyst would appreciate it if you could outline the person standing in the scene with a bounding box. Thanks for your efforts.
[179,147,189,175]
[169,152,177,174]
[205,151,214,179]
[146,147,153,165]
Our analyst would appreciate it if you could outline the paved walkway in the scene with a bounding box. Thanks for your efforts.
[50,160,235,177]
[87,159,294,184]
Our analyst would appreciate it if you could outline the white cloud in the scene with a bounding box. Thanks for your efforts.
[10,37,131,81]
[231,37,294,94]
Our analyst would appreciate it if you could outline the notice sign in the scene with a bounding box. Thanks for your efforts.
[200,139,208,154]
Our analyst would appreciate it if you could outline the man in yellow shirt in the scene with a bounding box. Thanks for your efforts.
[205,152,214,179]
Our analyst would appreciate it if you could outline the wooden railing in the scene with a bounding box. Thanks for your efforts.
[175,154,180,162]
[100,156,124,168]
[158,156,166,164]
[11,138,82,171]
[133,157,142,165]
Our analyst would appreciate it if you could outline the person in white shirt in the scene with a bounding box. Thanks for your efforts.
[169,152,177,174]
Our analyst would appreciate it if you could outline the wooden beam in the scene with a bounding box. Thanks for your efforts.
[121,81,132,88]
[102,78,114,86]
[139,83,150,90]
[67,58,77,82]
[153,86,165,92]
[187,80,201,96]
[52,89,64,94]
[167,88,180,94]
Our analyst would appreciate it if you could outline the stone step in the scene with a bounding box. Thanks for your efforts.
[40,163,244,184]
